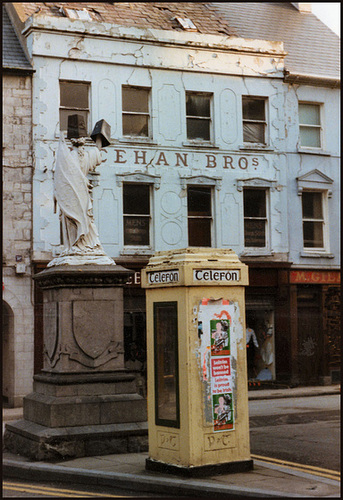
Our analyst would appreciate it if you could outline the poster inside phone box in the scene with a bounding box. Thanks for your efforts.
[198,298,239,433]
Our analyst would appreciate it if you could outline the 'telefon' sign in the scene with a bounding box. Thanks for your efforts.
[193,269,240,282]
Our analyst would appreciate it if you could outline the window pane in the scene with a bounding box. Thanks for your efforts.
[122,87,149,113]
[244,189,266,218]
[154,302,179,426]
[123,184,150,214]
[60,82,88,108]
[303,221,324,247]
[302,192,323,219]
[188,187,212,216]
[244,219,266,247]
[188,218,211,246]
[186,94,210,117]
[243,122,265,143]
[123,114,149,136]
[299,104,320,125]
[186,118,210,140]
[60,109,88,133]
[299,126,321,147]
[124,216,150,245]
[243,98,265,120]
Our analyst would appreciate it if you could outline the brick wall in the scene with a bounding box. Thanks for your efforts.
[3,73,34,407]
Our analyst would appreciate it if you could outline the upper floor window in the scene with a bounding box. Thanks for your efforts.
[302,191,325,248]
[122,86,150,137]
[298,103,322,148]
[59,81,90,135]
[187,186,212,246]
[243,188,268,247]
[123,184,151,246]
[242,97,267,144]
[186,92,212,141]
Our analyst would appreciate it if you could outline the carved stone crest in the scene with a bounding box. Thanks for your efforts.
[72,301,116,359]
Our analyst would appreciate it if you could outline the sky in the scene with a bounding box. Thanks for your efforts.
[311,2,340,36]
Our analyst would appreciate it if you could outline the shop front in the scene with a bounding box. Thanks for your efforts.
[289,269,341,385]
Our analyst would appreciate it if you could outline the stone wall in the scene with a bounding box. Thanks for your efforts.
[3,73,34,407]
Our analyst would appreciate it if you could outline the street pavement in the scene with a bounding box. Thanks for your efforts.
[3,385,341,498]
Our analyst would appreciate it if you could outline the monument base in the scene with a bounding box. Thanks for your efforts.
[145,457,254,477]
[4,265,148,461]
[5,420,148,461]
[4,371,148,460]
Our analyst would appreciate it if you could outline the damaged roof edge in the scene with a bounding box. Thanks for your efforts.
[284,70,340,88]
[21,14,287,56]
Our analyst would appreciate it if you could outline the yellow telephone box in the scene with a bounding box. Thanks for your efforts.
[141,248,253,476]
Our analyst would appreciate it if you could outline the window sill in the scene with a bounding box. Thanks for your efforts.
[297,148,331,156]
[120,248,154,256]
[241,250,274,257]
[300,251,334,258]
[239,144,273,152]
[182,141,218,149]
[119,137,157,146]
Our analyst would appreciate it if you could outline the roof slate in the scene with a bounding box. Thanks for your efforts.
[9,2,237,36]
[6,2,340,79]
[211,2,340,78]
[2,5,33,71]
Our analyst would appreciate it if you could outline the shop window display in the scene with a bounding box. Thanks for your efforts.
[246,308,275,381]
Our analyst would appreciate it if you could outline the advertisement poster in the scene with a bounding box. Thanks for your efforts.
[198,299,237,432]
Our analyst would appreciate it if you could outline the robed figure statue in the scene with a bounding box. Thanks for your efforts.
[47,133,114,267]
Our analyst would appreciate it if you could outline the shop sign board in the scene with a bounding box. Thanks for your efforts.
[290,270,340,284]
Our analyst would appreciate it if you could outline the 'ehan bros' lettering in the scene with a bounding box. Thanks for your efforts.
[114,149,259,170]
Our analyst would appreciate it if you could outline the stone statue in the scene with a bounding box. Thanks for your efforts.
[48,133,115,267]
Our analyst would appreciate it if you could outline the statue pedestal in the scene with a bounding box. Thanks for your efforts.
[4,266,148,460]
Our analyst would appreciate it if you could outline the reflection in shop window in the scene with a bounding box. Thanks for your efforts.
[123,184,151,246]
[243,189,268,248]
[154,302,180,427]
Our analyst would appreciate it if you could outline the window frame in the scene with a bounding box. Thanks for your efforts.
[298,102,323,150]
[122,85,151,139]
[122,183,152,248]
[185,91,213,143]
[242,96,268,146]
[301,189,328,251]
[187,185,214,247]
[243,187,269,250]
[59,80,90,135]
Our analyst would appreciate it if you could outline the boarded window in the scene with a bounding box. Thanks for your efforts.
[299,103,321,148]
[188,186,212,246]
[244,189,267,247]
[186,92,211,141]
[122,87,150,137]
[302,191,324,248]
[242,97,266,144]
[59,81,90,134]
[123,184,150,246]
